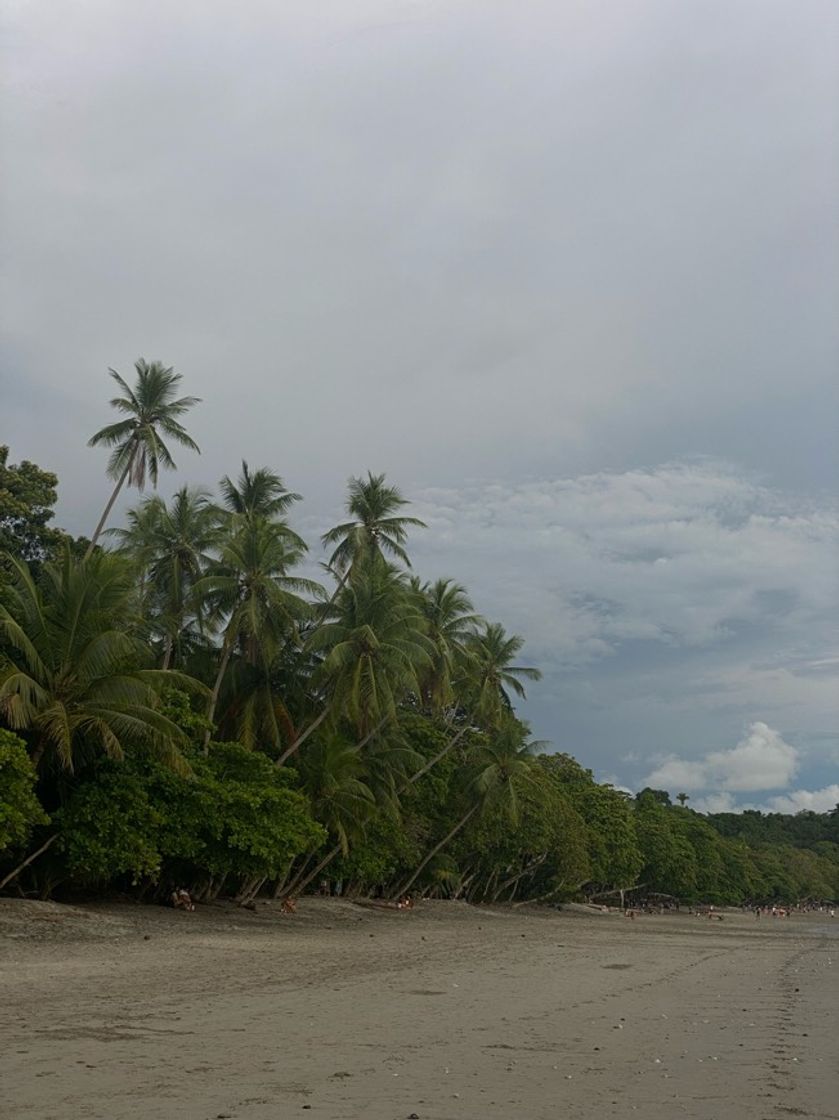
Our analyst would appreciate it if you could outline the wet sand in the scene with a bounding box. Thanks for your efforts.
[1,898,836,1119]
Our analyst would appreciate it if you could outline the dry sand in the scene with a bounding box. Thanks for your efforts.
[1,897,836,1120]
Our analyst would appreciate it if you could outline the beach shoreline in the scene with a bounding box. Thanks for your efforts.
[1,898,836,1119]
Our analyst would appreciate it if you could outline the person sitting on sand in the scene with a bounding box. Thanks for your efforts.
[280,896,297,914]
[397,896,414,910]
[171,888,195,911]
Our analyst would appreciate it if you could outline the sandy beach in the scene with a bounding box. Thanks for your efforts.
[1,898,836,1120]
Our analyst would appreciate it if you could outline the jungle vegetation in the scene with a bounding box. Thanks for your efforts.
[2,360,838,907]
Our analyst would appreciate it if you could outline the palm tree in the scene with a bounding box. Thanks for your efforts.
[197,518,320,745]
[322,472,426,588]
[0,550,199,772]
[402,620,540,790]
[412,577,482,715]
[286,562,433,760]
[394,719,537,899]
[110,486,221,667]
[281,733,377,899]
[220,461,302,524]
[105,493,164,612]
[676,792,690,807]
[86,360,201,553]
[465,622,542,728]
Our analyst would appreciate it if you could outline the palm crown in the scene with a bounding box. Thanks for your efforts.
[86,360,200,551]
[220,461,302,523]
[0,550,196,772]
[322,472,426,578]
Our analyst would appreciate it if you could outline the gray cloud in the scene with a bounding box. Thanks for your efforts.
[2,1,837,800]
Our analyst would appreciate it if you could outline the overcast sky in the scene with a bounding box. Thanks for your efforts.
[2,0,837,811]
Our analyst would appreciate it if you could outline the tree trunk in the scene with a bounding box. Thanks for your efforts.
[492,854,548,902]
[393,805,478,900]
[272,860,295,898]
[208,873,229,902]
[29,737,48,771]
[282,843,342,899]
[161,639,173,670]
[276,707,329,766]
[0,834,58,892]
[203,635,235,748]
[86,446,136,557]
[237,876,266,906]
[454,871,477,901]
[398,719,473,793]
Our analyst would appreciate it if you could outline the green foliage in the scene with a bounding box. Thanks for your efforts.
[0,549,200,772]
[0,729,49,852]
[57,764,163,881]
[465,762,590,901]
[56,743,324,886]
[5,423,837,909]
[545,756,642,891]
[0,446,65,569]
[635,796,698,897]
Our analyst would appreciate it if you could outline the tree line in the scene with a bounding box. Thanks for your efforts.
[2,359,837,907]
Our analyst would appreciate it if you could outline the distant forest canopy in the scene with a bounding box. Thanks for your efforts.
[2,362,838,907]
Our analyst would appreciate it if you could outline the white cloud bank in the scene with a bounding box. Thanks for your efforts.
[764,785,839,815]
[411,461,839,669]
[646,724,839,815]
[644,722,799,794]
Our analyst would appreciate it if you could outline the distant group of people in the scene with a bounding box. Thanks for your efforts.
[752,903,835,919]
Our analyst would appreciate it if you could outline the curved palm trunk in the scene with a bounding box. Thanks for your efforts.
[29,737,49,770]
[393,804,478,901]
[86,445,137,557]
[203,634,235,748]
[492,853,548,902]
[277,711,388,768]
[398,718,473,793]
[0,834,58,891]
[276,707,329,766]
[282,842,343,899]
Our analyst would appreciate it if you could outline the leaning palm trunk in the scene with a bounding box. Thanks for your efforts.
[276,708,330,766]
[284,842,343,899]
[86,445,137,556]
[492,853,548,902]
[203,634,235,748]
[278,712,388,768]
[0,835,58,892]
[236,876,266,906]
[393,804,478,900]
[29,735,49,771]
[398,718,473,793]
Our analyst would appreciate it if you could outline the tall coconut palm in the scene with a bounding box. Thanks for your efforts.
[197,518,320,745]
[0,550,199,772]
[322,472,426,587]
[86,360,201,554]
[402,620,539,790]
[395,719,537,899]
[465,622,542,728]
[299,734,377,854]
[105,493,165,612]
[411,577,482,715]
[110,486,221,667]
[281,733,378,899]
[301,562,432,745]
[220,461,302,524]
